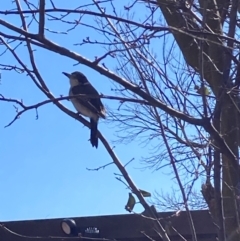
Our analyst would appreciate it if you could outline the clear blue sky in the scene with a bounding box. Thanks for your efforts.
[0,1,186,221]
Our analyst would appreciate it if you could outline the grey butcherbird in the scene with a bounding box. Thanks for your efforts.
[63,71,106,148]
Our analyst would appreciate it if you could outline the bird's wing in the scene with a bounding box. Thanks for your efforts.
[71,83,106,118]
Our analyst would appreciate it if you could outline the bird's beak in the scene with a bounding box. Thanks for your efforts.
[62,72,71,78]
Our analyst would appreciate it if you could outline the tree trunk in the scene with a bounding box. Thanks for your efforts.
[156,0,240,239]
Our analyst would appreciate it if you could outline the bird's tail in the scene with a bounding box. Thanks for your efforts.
[90,118,98,148]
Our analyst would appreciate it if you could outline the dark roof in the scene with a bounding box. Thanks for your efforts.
[0,210,216,241]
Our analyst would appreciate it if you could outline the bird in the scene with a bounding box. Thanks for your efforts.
[62,71,106,148]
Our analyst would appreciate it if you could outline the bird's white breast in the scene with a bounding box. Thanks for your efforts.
[69,77,79,87]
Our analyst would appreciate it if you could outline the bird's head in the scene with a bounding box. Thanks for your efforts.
[62,71,88,87]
